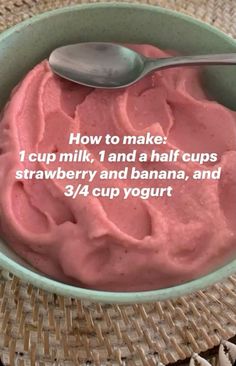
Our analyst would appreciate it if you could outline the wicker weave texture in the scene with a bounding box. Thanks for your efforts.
[0,272,236,365]
[0,0,236,37]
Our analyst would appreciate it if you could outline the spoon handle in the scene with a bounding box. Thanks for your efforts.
[145,53,236,72]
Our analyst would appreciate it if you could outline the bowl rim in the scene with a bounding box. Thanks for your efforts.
[0,1,236,304]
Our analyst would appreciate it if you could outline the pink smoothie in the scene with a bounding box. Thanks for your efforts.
[0,44,236,291]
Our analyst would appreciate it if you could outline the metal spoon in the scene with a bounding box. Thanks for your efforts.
[49,42,236,89]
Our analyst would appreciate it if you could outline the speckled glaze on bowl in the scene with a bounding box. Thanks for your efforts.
[0,2,236,304]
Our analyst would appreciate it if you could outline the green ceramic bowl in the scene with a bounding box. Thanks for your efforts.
[0,2,236,304]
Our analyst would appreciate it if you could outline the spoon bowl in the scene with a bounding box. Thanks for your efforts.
[49,42,145,88]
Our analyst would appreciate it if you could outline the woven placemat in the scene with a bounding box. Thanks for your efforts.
[0,1,236,365]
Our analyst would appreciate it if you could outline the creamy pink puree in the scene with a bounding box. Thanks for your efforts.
[0,44,236,291]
